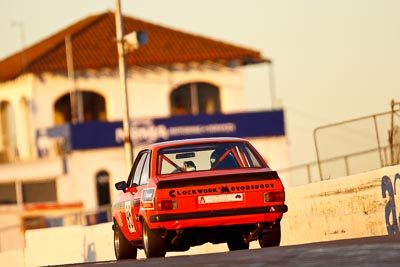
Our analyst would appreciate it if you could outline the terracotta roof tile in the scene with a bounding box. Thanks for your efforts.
[0,11,269,82]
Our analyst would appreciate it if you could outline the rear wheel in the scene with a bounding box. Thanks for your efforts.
[113,222,137,260]
[142,221,166,258]
[227,231,250,251]
[258,222,281,248]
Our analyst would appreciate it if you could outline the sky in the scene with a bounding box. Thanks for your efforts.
[1,0,399,167]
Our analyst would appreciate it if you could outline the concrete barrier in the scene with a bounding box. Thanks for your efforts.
[281,165,399,245]
[0,248,25,267]
[24,225,85,266]
[1,164,399,266]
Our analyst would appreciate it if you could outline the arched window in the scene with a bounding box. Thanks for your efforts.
[0,101,17,160]
[170,82,221,116]
[54,94,72,124]
[95,170,111,206]
[54,91,106,125]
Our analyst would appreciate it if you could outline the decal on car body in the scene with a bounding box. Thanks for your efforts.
[124,201,136,233]
[169,182,274,198]
[141,188,156,210]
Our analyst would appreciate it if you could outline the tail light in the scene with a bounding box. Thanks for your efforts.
[264,191,285,202]
[157,200,178,211]
[141,202,154,209]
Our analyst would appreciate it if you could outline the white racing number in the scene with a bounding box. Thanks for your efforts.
[124,201,136,233]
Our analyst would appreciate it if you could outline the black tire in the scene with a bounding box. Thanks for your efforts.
[142,220,166,258]
[258,222,281,248]
[113,222,137,260]
[227,232,250,251]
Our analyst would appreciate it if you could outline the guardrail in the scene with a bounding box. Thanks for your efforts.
[277,145,395,186]
[312,104,400,182]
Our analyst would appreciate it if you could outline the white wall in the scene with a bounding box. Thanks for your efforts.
[0,210,25,252]
[33,66,247,129]
[0,158,63,182]
[0,249,25,267]
[0,74,35,159]
[24,225,84,267]
[61,148,126,209]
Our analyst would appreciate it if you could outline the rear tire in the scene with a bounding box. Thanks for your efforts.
[142,221,166,258]
[258,222,281,248]
[113,222,137,260]
[227,231,250,251]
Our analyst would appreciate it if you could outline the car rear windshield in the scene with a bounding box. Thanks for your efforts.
[157,142,263,175]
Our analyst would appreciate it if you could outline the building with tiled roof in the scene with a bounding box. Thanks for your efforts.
[0,11,267,82]
[0,11,288,252]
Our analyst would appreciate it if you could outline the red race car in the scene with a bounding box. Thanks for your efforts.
[112,137,287,259]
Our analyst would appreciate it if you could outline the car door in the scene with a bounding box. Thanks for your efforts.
[123,150,150,242]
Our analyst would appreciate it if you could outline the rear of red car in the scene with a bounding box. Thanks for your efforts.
[139,139,287,256]
[112,138,287,259]
[150,169,285,227]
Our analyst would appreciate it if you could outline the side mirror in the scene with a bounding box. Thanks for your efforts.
[115,181,128,191]
[115,181,138,194]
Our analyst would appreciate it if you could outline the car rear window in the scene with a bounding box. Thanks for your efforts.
[157,142,263,175]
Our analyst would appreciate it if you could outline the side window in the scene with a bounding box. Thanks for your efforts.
[244,146,263,167]
[139,154,150,185]
[127,151,147,187]
[128,151,150,187]
[132,153,147,186]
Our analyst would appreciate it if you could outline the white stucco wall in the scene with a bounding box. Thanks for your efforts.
[61,148,125,209]
[0,158,63,182]
[0,74,35,160]
[32,66,246,130]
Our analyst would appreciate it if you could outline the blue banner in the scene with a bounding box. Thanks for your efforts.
[39,110,284,151]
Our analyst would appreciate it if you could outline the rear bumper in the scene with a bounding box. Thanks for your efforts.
[149,204,288,223]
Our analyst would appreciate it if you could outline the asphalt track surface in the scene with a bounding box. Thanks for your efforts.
[56,235,400,267]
